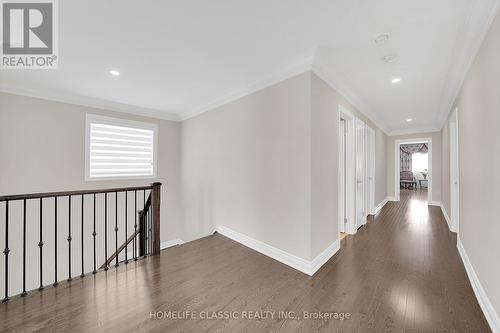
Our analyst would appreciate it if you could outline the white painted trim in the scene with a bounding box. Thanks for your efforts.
[387,196,399,202]
[457,238,500,333]
[394,138,432,203]
[217,225,310,274]
[449,108,460,235]
[354,118,369,230]
[428,201,441,207]
[0,83,181,122]
[438,202,453,232]
[310,239,341,275]
[339,106,357,235]
[160,238,184,250]
[312,60,389,134]
[373,197,389,215]
[437,0,500,128]
[179,52,315,121]
[217,225,340,276]
[366,125,376,216]
[388,127,440,136]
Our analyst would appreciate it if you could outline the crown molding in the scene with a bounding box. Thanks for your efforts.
[0,82,182,122]
[311,58,390,134]
[388,126,440,137]
[178,53,315,121]
[436,0,500,128]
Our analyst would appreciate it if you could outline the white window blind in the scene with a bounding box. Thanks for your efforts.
[86,115,157,180]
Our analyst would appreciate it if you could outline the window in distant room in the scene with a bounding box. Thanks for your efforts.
[411,153,428,173]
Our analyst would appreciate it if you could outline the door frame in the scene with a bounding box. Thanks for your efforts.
[365,126,376,215]
[394,137,433,203]
[338,106,356,235]
[355,118,367,230]
[449,108,460,233]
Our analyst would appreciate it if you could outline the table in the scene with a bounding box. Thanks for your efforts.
[419,179,428,189]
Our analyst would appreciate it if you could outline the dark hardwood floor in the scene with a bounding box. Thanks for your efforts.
[0,190,490,332]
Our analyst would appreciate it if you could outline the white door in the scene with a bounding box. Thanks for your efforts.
[355,120,366,229]
[366,128,375,215]
[339,119,346,233]
[450,109,459,233]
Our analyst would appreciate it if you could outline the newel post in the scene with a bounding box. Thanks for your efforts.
[151,182,162,255]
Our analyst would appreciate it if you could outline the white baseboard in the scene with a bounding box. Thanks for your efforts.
[373,197,389,214]
[387,196,399,202]
[217,225,340,276]
[429,201,456,233]
[160,238,184,250]
[439,203,453,232]
[310,239,341,275]
[457,238,500,333]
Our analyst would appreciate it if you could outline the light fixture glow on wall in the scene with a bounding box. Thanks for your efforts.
[392,77,401,83]
[109,70,120,76]
[406,118,413,122]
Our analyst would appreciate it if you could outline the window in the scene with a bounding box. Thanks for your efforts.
[85,114,157,180]
[411,153,428,173]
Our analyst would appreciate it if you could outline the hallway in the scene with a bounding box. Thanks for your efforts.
[0,190,489,332]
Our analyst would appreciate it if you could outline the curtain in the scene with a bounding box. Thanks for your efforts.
[400,143,428,172]
[400,150,412,171]
[401,143,428,154]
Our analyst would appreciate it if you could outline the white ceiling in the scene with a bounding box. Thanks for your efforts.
[1,0,499,134]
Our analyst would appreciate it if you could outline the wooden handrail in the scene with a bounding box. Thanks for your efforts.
[0,182,162,301]
[0,185,154,201]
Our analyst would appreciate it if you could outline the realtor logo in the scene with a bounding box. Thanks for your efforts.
[1,0,58,69]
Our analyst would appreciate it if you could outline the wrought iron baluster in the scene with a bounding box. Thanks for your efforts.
[92,193,96,274]
[81,194,84,278]
[21,199,27,296]
[3,201,10,302]
[115,192,118,267]
[54,196,58,286]
[125,191,128,264]
[134,190,137,261]
[39,198,44,291]
[149,205,152,255]
[68,195,72,281]
[104,192,108,271]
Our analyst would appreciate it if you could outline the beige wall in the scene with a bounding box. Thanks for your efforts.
[386,132,442,202]
[181,72,312,259]
[0,92,183,243]
[182,71,388,261]
[0,92,182,296]
[441,9,500,316]
[310,73,387,258]
[1,70,388,270]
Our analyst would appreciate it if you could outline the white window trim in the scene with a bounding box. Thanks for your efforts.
[85,114,158,181]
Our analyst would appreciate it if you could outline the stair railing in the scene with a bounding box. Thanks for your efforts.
[0,182,161,302]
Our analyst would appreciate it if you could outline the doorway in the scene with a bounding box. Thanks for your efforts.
[338,107,355,236]
[394,138,432,203]
[355,119,366,229]
[366,127,375,215]
[449,108,459,233]
[339,118,346,234]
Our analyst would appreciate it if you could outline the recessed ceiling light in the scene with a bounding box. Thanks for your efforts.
[392,77,401,83]
[381,53,398,64]
[374,33,390,45]
[109,70,120,76]
[406,118,413,122]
